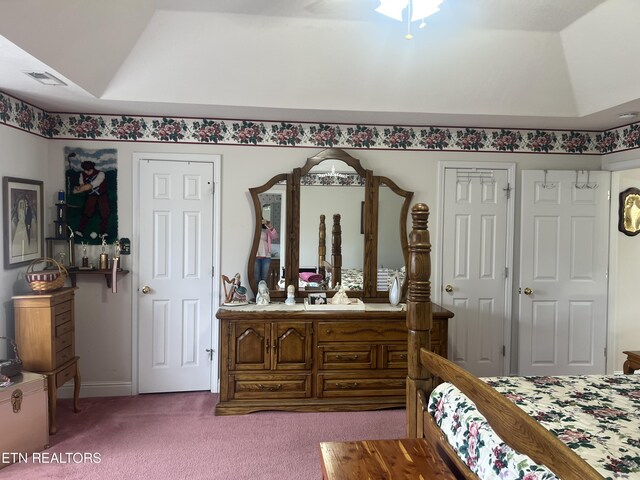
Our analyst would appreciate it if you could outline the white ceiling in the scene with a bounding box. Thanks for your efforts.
[1,0,639,130]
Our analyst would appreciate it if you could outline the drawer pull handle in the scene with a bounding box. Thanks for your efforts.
[335,382,359,389]
[335,355,359,361]
[257,384,282,391]
[325,329,332,335]
[399,354,407,360]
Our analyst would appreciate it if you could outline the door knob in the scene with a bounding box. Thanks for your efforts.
[141,286,151,294]
[523,287,533,295]
[444,284,453,293]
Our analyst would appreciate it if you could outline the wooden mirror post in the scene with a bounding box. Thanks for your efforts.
[318,214,326,281]
[331,214,342,288]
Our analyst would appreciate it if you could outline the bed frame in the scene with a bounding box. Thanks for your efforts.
[405,203,603,480]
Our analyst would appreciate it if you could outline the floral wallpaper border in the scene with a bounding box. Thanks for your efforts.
[1,91,638,155]
[301,172,366,186]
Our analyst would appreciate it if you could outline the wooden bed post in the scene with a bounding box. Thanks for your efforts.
[406,203,433,438]
[331,214,342,288]
[318,214,326,280]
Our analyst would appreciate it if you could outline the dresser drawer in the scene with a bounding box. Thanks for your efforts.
[317,373,405,398]
[55,332,73,352]
[55,346,74,366]
[229,374,312,400]
[56,362,76,388]
[317,344,377,370]
[381,345,408,369]
[55,320,73,338]
[54,309,72,327]
[54,299,72,316]
[317,321,405,343]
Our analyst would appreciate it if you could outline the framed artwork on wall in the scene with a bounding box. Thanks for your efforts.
[64,146,118,245]
[619,187,640,237]
[3,176,44,268]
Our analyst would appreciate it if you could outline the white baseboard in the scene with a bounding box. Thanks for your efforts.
[57,381,133,398]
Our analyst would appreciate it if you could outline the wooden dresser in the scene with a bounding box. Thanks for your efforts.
[215,303,452,415]
[13,287,81,434]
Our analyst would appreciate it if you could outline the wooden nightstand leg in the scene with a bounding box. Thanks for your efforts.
[73,360,81,413]
[48,375,58,435]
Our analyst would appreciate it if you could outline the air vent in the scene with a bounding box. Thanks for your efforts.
[24,71,67,86]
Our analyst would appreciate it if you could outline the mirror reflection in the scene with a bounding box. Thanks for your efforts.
[299,160,365,291]
[256,183,286,290]
[376,183,406,290]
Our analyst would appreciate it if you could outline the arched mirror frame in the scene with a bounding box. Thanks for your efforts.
[369,174,414,300]
[248,172,292,300]
[294,148,370,299]
[248,148,413,301]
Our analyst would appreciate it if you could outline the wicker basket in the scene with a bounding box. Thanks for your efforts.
[25,257,67,292]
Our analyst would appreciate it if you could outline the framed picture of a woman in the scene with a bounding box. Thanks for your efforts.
[619,187,640,237]
[3,177,44,268]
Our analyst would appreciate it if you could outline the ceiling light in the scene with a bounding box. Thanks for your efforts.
[24,71,67,86]
[618,112,638,119]
[318,165,347,179]
[375,0,444,40]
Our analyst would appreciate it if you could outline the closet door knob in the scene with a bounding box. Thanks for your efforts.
[141,286,151,294]
[444,284,453,293]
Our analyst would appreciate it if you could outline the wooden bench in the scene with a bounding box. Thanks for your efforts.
[319,438,456,480]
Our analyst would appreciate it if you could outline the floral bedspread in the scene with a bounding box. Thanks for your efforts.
[428,375,640,479]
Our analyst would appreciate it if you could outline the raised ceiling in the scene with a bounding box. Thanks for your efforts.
[0,0,639,130]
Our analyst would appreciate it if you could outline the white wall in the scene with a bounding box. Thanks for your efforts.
[0,126,49,351]
[601,151,640,372]
[2,126,608,394]
[609,168,640,372]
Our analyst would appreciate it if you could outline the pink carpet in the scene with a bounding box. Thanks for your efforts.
[0,393,405,480]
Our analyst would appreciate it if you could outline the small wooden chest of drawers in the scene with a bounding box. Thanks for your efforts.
[13,288,81,434]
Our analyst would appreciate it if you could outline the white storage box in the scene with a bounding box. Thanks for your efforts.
[0,372,49,469]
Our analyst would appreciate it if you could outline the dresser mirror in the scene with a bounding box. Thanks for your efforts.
[249,173,290,299]
[300,159,365,290]
[248,148,413,301]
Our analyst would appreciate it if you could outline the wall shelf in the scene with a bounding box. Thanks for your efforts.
[67,269,129,288]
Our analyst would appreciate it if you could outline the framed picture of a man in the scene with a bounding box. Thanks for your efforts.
[3,176,44,268]
[64,147,118,245]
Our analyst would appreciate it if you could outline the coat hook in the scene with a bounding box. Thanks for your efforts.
[542,170,556,189]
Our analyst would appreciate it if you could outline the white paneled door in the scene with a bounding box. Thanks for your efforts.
[441,167,512,377]
[138,158,215,393]
[519,170,610,375]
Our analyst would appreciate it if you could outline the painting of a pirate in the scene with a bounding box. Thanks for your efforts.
[73,160,110,237]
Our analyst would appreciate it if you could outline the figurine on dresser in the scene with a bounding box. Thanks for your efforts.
[285,284,296,305]
[330,283,350,305]
[255,280,270,305]
[222,273,248,305]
